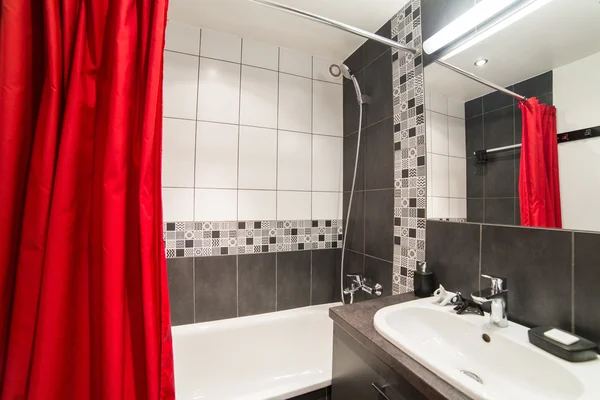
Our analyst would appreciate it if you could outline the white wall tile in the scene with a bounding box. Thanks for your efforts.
[279,47,312,78]
[430,153,449,197]
[277,191,311,220]
[238,190,276,220]
[163,51,198,120]
[197,58,240,124]
[430,92,448,114]
[431,197,450,219]
[200,29,241,63]
[278,130,311,191]
[313,80,343,137]
[278,73,312,133]
[448,157,466,198]
[195,189,237,221]
[425,110,432,153]
[448,116,466,158]
[427,196,433,218]
[195,121,238,188]
[424,91,431,111]
[238,126,277,189]
[242,38,278,70]
[312,135,343,192]
[447,97,465,119]
[165,21,200,55]
[430,111,448,155]
[426,152,432,195]
[313,57,342,84]
[449,198,467,219]
[312,192,342,220]
[162,118,196,187]
[240,66,278,129]
[163,188,194,221]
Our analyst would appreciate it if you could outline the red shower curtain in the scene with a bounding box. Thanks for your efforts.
[518,97,562,228]
[0,0,175,399]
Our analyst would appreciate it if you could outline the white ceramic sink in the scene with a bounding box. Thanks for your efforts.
[374,298,600,400]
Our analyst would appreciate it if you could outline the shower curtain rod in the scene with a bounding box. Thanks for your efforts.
[249,0,528,102]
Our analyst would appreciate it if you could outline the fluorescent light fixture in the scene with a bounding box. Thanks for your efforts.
[441,0,554,61]
[474,59,488,66]
[423,0,519,55]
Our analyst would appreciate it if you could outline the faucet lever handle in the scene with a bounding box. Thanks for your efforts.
[481,274,506,292]
[346,274,364,285]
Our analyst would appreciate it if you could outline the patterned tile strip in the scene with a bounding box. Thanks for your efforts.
[163,220,343,258]
[391,0,426,294]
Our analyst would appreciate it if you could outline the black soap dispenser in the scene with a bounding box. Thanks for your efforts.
[414,261,435,298]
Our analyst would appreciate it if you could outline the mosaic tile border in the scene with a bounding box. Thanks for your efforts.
[391,0,426,294]
[163,220,343,258]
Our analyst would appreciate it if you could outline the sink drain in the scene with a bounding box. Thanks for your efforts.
[460,370,484,384]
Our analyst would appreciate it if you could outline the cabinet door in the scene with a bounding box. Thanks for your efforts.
[331,324,427,400]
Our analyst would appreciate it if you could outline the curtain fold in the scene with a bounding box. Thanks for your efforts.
[518,97,562,228]
[0,0,175,398]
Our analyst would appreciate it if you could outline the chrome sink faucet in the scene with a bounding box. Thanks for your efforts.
[343,274,382,304]
[471,274,508,328]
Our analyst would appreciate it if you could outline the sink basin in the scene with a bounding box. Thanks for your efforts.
[374,298,600,400]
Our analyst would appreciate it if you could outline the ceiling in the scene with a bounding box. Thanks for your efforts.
[167,0,411,62]
[425,0,600,102]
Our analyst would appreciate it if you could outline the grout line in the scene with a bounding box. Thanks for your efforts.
[309,250,313,306]
[191,29,202,322]
[236,255,239,317]
[310,54,314,220]
[275,253,278,311]
[478,224,483,291]
[236,39,243,223]
[275,46,280,220]
[571,231,575,333]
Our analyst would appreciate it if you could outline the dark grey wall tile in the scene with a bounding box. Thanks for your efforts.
[426,221,480,295]
[484,198,515,225]
[514,198,521,226]
[344,45,364,76]
[483,86,514,113]
[514,71,553,98]
[365,117,394,190]
[194,256,237,323]
[484,152,515,198]
[343,190,364,253]
[483,106,514,149]
[364,189,394,261]
[277,251,311,311]
[238,253,276,317]
[466,115,483,156]
[312,249,341,304]
[465,98,483,119]
[466,159,484,198]
[364,21,391,68]
[364,256,393,299]
[343,131,365,192]
[167,257,195,326]
[574,232,600,344]
[364,49,393,127]
[467,199,484,223]
[481,225,572,330]
[343,71,366,137]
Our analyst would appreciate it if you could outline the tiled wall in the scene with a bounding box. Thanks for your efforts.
[426,220,600,345]
[162,21,344,256]
[163,21,344,324]
[425,92,466,219]
[465,71,553,225]
[341,18,395,301]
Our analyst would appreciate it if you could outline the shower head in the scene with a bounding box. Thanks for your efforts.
[328,63,353,80]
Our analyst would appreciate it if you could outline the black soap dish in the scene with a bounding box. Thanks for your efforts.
[528,327,599,362]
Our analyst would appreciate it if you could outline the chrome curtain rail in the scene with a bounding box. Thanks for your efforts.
[435,60,527,102]
[248,0,528,102]
[249,0,418,55]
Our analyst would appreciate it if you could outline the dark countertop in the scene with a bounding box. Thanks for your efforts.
[329,293,472,400]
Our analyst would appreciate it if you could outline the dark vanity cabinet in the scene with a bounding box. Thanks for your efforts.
[331,324,428,400]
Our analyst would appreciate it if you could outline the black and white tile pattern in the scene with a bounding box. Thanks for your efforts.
[164,220,343,258]
[392,0,426,294]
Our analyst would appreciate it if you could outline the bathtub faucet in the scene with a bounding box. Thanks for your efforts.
[343,274,383,304]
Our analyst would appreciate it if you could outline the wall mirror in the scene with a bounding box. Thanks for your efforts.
[423,0,600,232]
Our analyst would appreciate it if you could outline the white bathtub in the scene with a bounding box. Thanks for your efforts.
[172,302,340,400]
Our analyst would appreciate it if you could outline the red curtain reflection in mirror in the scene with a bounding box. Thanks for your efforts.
[518,98,562,228]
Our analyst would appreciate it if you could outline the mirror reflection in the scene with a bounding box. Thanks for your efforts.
[424,0,600,232]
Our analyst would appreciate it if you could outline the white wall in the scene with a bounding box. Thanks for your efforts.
[554,51,600,231]
[425,91,467,220]
[162,21,344,222]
